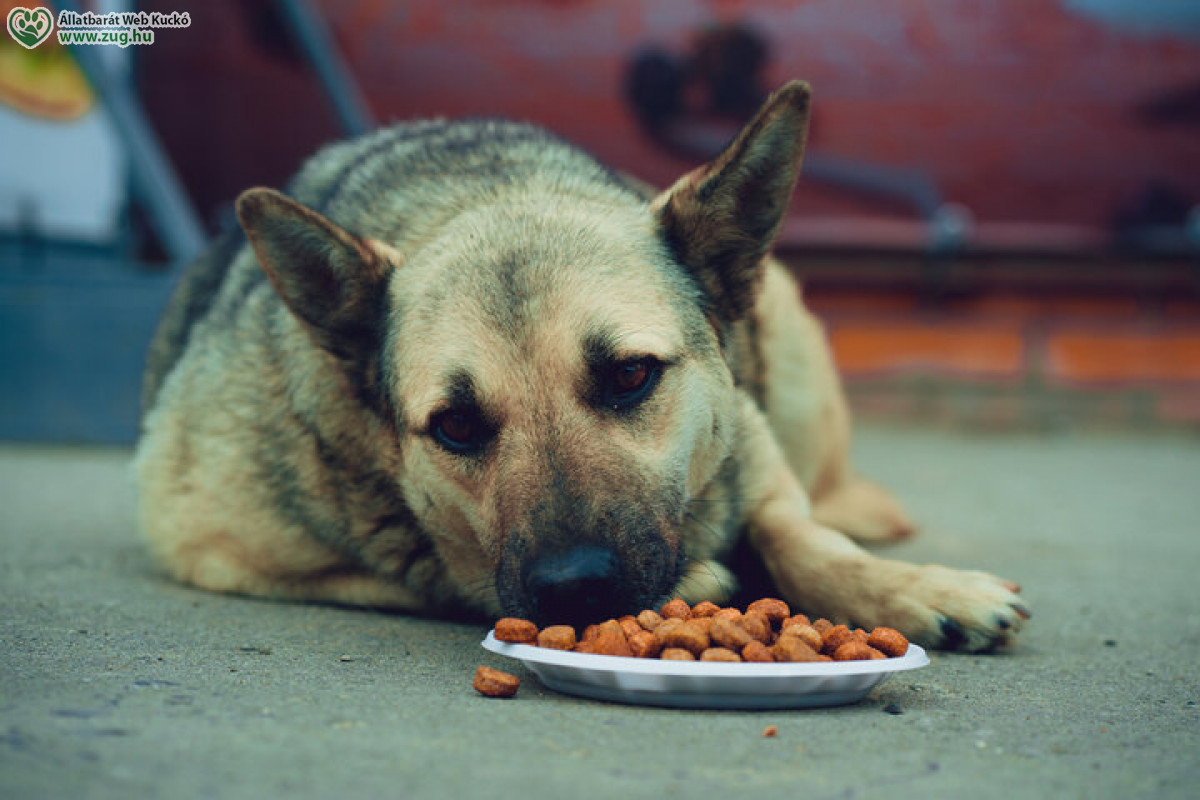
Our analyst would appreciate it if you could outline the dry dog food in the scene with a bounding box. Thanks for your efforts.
[473,665,521,697]
[536,625,576,651]
[493,598,909,664]
[493,617,538,644]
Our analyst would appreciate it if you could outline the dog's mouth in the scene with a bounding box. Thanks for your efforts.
[495,531,681,628]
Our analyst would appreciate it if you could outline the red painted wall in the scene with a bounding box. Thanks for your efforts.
[141,0,1200,238]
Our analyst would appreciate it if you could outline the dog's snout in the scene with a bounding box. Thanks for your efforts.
[523,546,623,627]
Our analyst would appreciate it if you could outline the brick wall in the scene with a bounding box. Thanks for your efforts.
[803,272,1200,430]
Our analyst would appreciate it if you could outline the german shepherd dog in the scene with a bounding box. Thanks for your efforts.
[136,82,1029,651]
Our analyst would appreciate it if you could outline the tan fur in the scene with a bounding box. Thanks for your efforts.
[136,82,1027,650]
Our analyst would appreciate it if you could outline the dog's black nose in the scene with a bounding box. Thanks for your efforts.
[524,546,624,627]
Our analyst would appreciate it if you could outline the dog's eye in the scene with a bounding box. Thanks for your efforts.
[430,408,493,454]
[603,358,662,411]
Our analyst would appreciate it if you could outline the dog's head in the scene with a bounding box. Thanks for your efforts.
[235,82,810,625]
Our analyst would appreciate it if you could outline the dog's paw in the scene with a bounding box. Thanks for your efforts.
[867,563,1030,652]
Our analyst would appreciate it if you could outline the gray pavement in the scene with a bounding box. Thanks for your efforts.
[1,425,1197,799]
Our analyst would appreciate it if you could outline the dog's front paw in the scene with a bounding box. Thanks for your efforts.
[868,563,1031,652]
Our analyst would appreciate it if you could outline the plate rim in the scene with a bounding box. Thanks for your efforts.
[481,631,929,678]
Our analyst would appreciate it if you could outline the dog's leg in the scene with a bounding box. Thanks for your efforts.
[809,478,917,544]
[157,526,428,610]
[755,263,915,542]
[672,559,738,607]
[736,395,1028,651]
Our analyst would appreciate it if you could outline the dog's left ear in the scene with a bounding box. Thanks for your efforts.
[653,80,811,322]
[236,187,396,362]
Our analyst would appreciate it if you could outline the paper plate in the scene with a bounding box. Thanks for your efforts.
[482,632,929,709]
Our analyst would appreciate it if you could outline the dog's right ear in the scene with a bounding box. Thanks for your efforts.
[235,188,395,362]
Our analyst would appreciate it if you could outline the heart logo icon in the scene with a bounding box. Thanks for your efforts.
[7,7,54,49]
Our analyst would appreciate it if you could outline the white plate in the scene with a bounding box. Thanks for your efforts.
[482,632,929,709]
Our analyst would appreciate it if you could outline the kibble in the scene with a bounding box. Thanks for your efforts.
[493,617,538,644]
[490,600,912,666]
[660,597,692,620]
[473,666,520,698]
[536,625,576,651]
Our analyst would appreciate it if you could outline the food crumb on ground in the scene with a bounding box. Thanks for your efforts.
[762,724,778,738]
[473,665,520,698]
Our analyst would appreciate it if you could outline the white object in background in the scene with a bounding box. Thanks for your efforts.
[0,104,126,242]
[0,0,129,243]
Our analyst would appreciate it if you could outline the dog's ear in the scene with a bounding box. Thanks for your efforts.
[235,187,395,361]
[652,80,811,322]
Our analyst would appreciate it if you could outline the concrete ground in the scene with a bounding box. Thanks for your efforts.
[1,425,1197,799]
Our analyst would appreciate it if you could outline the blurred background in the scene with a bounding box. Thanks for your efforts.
[2,0,1199,443]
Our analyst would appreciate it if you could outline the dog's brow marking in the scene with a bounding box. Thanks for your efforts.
[582,328,620,374]
[443,369,478,411]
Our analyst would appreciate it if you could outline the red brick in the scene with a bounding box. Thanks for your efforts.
[1045,331,1200,384]
[829,323,1025,380]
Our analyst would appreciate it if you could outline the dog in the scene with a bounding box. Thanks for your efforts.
[135,81,1028,651]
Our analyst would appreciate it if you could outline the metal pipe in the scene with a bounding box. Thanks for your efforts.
[274,0,374,137]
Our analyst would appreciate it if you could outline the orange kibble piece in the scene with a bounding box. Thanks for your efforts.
[867,627,910,658]
[772,636,821,663]
[636,609,665,631]
[713,607,741,622]
[710,614,754,650]
[739,610,772,644]
[655,619,710,655]
[494,617,538,644]
[618,616,643,640]
[700,647,742,662]
[660,647,696,661]
[629,630,663,659]
[741,640,774,662]
[589,619,633,657]
[780,624,823,653]
[747,598,790,625]
[832,641,885,662]
[781,614,812,631]
[762,724,778,738]
[536,625,576,651]
[660,598,692,620]
[820,624,855,655]
[472,666,520,698]
[812,618,833,634]
[691,601,721,618]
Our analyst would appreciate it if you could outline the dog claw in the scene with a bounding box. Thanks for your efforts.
[1002,580,1021,593]
[939,617,967,649]
[1013,603,1032,620]
[995,615,1011,630]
